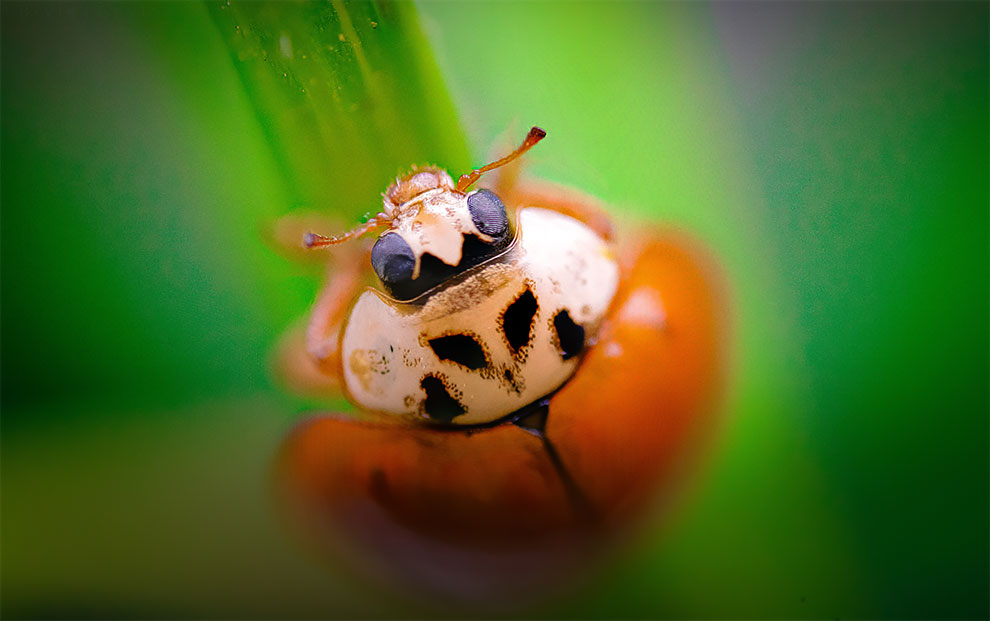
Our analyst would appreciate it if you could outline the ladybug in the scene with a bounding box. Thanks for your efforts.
[275,127,726,605]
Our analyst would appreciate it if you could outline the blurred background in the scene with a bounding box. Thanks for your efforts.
[2,1,987,618]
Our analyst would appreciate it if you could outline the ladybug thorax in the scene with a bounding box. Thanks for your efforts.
[339,207,620,426]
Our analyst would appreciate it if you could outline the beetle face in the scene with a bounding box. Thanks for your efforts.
[341,208,619,425]
[371,181,515,301]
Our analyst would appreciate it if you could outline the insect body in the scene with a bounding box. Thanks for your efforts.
[277,127,726,603]
[302,128,619,426]
[342,206,617,425]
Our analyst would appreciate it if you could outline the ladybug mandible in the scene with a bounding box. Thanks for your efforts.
[276,127,726,603]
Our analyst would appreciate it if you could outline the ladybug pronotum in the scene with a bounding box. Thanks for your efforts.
[276,127,726,602]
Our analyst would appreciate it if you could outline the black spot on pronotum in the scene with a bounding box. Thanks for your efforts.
[428,334,489,370]
[420,375,466,423]
[553,310,585,360]
[503,287,538,353]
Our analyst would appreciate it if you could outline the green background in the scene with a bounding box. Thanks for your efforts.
[2,1,987,618]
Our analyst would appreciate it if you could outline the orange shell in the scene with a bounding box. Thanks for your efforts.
[277,232,726,600]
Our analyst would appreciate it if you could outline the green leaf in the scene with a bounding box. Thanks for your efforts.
[1,1,470,413]
[2,1,476,617]
[207,0,470,215]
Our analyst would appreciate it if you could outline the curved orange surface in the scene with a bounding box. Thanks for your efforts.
[276,232,726,598]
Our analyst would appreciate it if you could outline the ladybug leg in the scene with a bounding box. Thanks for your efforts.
[305,245,368,367]
[274,236,372,398]
[274,318,341,398]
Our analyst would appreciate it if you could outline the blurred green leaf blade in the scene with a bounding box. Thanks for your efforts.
[207,0,471,216]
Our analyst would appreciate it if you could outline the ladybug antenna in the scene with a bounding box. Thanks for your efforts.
[304,214,389,249]
[456,126,546,193]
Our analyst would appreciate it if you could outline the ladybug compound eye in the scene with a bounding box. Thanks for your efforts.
[371,232,416,288]
[370,196,517,301]
[467,189,509,241]
[371,231,461,301]
[458,190,515,276]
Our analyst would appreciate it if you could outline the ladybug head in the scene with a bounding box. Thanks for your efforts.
[383,167,454,209]
[370,188,514,300]
[304,127,546,301]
